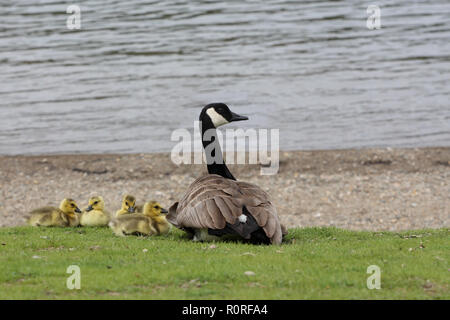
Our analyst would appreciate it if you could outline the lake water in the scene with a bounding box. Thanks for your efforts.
[0,0,449,155]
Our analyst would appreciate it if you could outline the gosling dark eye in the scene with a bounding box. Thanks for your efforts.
[71,204,75,207]
[94,201,98,205]
[154,206,160,209]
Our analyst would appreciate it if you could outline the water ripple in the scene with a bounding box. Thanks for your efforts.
[0,0,449,154]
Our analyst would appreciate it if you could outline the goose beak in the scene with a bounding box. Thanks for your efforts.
[128,206,135,213]
[75,207,82,214]
[86,205,93,212]
[161,208,168,214]
[230,112,248,122]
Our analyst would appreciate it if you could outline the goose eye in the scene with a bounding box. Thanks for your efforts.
[71,204,75,208]
[94,201,98,205]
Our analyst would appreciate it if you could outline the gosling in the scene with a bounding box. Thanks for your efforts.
[80,196,110,227]
[108,201,169,237]
[143,201,171,235]
[115,195,137,217]
[27,198,81,227]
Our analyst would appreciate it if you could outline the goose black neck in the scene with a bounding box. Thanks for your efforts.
[200,118,236,180]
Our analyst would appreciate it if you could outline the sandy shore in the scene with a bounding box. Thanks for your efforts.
[0,147,448,231]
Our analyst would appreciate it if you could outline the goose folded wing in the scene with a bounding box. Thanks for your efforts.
[237,182,283,244]
[173,192,243,230]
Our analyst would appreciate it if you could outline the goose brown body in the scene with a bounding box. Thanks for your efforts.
[168,174,284,244]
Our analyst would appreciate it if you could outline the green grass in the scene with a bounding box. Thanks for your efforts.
[0,226,448,299]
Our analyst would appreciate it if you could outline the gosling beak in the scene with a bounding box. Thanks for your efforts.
[86,205,93,212]
[75,207,82,214]
[128,206,135,213]
[161,208,168,214]
[230,112,249,122]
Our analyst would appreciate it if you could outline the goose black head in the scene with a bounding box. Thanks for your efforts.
[200,103,249,128]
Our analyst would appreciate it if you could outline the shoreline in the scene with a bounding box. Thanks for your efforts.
[2,144,449,158]
[1,147,449,230]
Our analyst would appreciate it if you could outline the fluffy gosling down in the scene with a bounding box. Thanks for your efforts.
[27,198,81,227]
[115,195,137,217]
[80,196,110,227]
[109,201,170,237]
[143,201,171,235]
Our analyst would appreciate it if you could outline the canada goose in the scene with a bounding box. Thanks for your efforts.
[27,198,81,227]
[142,201,171,235]
[167,103,286,244]
[115,195,137,217]
[80,196,110,227]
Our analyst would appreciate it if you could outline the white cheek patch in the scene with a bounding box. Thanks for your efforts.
[206,108,229,127]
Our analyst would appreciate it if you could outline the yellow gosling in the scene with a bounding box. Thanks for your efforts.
[80,196,110,227]
[142,201,171,235]
[108,213,157,237]
[27,198,81,227]
[115,195,137,217]
[135,204,144,213]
